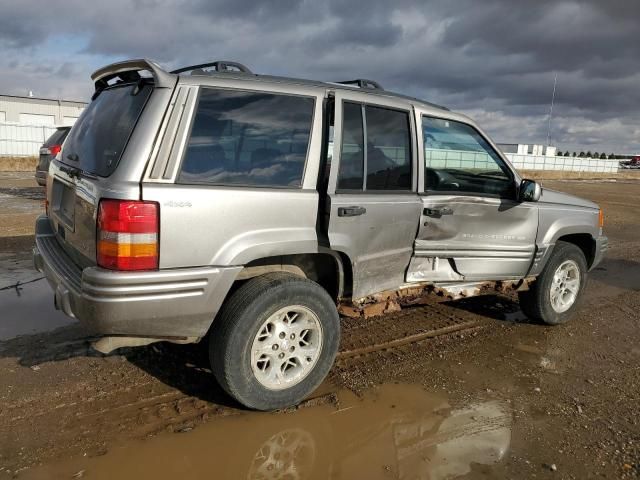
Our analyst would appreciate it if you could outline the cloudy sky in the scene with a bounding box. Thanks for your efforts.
[1,0,638,153]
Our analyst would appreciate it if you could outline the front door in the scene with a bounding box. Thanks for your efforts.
[325,92,422,299]
[408,113,538,282]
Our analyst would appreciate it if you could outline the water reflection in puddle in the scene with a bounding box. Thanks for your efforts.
[22,383,512,480]
[0,278,75,340]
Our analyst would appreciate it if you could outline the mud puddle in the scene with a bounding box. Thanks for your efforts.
[0,278,75,340]
[19,383,511,480]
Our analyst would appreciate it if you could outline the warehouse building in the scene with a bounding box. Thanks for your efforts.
[0,94,86,126]
[0,94,87,156]
[497,143,557,156]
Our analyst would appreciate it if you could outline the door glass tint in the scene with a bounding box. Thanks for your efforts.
[337,102,364,190]
[365,106,412,191]
[179,89,314,188]
[61,83,152,177]
[423,116,513,196]
[44,128,70,147]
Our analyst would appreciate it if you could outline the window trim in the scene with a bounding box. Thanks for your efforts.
[336,101,365,192]
[335,100,415,194]
[175,86,317,190]
[420,114,517,199]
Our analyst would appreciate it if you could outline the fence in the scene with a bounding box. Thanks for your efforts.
[505,153,619,173]
[0,125,624,174]
[0,122,58,156]
[425,148,619,173]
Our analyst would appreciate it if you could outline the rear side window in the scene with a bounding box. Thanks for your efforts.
[44,128,70,147]
[62,83,152,177]
[365,105,412,191]
[178,89,315,188]
[336,102,412,192]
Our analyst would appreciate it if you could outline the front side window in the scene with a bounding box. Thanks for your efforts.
[179,89,314,188]
[423,116,513,196]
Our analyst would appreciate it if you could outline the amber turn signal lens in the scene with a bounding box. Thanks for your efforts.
[598,209,604,228]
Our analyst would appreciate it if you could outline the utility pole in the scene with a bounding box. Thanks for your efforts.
[546,73,557,146]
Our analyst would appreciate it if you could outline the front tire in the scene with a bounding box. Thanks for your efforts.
[210,273,340,411]
[519,241,588,325]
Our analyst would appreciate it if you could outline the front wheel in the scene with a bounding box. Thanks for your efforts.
[210,273,340,411]
[519,241,588,325]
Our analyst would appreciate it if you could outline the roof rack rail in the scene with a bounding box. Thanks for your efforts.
[170,61,253,75]
[336,79,383,90]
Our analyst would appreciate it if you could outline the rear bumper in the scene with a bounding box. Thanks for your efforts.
[590,235,608,271]
[34,170,46,186]
[33,215,241,338]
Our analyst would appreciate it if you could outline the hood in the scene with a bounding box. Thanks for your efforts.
[539,188,599,210]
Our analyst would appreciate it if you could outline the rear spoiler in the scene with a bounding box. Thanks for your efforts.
[90,59,176,95]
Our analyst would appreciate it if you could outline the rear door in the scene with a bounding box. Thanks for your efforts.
[325,91,422,299]
[407,113,538,282]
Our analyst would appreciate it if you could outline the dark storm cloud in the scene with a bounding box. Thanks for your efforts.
[0,0,637,152]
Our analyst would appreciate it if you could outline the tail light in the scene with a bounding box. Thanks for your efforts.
[97,199,159,271]
[41,145,62,156]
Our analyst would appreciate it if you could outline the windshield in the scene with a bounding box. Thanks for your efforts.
[61,82,152,177]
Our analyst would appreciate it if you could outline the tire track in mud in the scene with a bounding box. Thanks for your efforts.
[338,320,483,359]
[0,302,494,471]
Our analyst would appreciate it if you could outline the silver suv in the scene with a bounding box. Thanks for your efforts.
[33,59,607,410]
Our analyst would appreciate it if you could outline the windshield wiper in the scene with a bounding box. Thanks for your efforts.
[59,163,96,180]
[59,164,81,178]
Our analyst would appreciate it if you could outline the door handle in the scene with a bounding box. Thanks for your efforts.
[424,207,453,217]
[338,206,367,217]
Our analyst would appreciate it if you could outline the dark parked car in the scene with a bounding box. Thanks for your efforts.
[620,155,640,169]
[35,126,71,186]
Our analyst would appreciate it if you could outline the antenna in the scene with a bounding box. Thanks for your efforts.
[546,73,557,146]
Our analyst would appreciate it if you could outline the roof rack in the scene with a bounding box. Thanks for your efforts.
[336,79,383,90]
[170,61,253,75]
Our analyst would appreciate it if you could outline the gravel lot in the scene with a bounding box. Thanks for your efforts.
[0,173,638,479]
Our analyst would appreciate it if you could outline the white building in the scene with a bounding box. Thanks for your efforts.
[0,94,87,156]
[498,143,556,156]
[0,94,87,126]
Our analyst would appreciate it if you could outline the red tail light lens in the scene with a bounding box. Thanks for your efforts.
[97,199,159,271]
[49,144,62,156]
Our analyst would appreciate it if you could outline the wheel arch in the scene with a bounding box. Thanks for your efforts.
[236,250,349,301]
[528,225,597,276]
[555,233,596,268]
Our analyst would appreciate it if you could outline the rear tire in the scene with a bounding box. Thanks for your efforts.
[519,241,588,325]
[210,273,340,411]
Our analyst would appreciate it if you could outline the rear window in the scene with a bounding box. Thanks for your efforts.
[61,83,152,177]
[43,128,70,147]
[178,88,315,188]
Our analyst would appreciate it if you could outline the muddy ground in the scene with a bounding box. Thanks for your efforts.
[0,173,638,479]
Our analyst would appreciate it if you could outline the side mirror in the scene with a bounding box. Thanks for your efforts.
[519,179,541,202]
